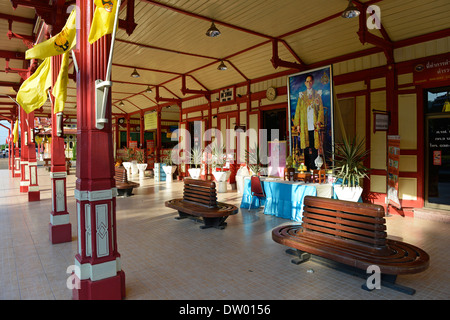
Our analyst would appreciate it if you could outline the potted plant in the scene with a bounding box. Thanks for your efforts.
[162,154,176,182]
[332,136,370,202]
[188,146,202,179]
[245,144,262,175]
[135,148,147,180]
[210,142,230,192]
[122,147,133,179]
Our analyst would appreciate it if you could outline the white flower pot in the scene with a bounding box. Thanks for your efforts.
[188,168,201,179]
[162,165,176,182]
[137,163,148,180]
[212,171,231,193]
[334,185,363,202]
[122,162,132,180]
[131,160,138,176]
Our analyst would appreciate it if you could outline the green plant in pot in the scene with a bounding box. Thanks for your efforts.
[211,142,226,171]
[332,136,370,201]
[188,146,202,179]
[245,144,262,175]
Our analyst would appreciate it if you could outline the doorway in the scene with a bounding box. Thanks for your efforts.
[424,86,450,210]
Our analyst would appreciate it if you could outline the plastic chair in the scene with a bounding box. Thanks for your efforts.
[249,175,265,209]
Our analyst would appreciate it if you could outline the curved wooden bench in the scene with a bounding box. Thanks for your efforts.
[165,178,238,229]
[115,166,139,197]
[272,196,430,294]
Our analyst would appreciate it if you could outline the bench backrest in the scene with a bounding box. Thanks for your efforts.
[115,166,128,183]
[183,178,217,208]
[301,196,389,255]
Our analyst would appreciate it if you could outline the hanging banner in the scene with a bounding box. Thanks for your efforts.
[144,112,157,130]
[387,135,401,209]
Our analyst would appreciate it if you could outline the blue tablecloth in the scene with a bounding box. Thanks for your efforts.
[240,178,318,222]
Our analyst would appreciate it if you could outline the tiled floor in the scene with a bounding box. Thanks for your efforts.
[0,162,449,300]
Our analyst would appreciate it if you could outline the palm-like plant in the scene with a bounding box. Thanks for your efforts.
[333,137,370,188]
[189,146,202,168]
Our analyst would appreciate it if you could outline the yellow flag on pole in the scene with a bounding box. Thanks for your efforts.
[52,51,70,114]
[13,119,19,144]
[88,0,118,44]
[25,8,76,60]
[16,58,52,114]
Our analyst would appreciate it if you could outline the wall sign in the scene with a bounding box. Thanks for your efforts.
[220,88,234,102]
[413,56,450,85]
[373,111,389,133]
[144,112,157,130]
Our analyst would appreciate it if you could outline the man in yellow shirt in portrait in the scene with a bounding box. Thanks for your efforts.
[292,74,324,170]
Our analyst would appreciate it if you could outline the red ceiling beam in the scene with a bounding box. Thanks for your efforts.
[0,50,25,60]
[0,13,35,24]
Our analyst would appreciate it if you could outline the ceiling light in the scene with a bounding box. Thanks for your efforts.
[217,60,227,71]
[342,0,360,18]
[206,21,221,37]
[145,85,152,93]
[130,68,140,78]
[119,101,125,107]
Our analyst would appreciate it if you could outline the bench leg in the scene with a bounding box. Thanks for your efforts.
[286,252,417,296]
[201,216,228,230]
[285,249,311,265]
[175,211,190,220]
[361,274,416,295]
[117,188,134,197]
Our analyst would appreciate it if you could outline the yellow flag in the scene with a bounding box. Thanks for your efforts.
[52,51,70,114]
[13,119,19,144]
[16,58,52,114]
[25,8,76,60]
[88,0,118,44]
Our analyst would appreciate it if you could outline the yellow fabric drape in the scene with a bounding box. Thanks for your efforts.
[88,0,118,44]
[16,58,52,114]
[25,8,76,60]
[52,51,70,114]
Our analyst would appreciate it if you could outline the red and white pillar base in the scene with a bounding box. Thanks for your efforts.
[20,161,29,192]
[72,187,125,300]
[13,156,21,177]
[28,161,40,201]
[49,171,71,244]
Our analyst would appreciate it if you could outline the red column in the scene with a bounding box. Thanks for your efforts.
[27,111,40,201]
[72,0,125,300]
[19,108,29,192]
[12,117,20,177]
[139,110,144,148]
[49,55,72,243]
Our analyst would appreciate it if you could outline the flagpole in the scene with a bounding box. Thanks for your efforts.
[96,0,121,130]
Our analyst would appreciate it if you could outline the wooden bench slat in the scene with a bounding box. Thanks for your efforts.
[302,216,387,239]
[304,206,386,227]
[303,211,386,232]
[305,197,385,218]
[302,223,387,246]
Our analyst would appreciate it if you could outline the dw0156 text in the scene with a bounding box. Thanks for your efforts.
[223,304,270,315]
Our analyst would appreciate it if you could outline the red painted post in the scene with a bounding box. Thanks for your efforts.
[19,107,29,192]
[72,0,125,300]
[27,110,40,201]
[49,54,71,243]
[12,119,20,177]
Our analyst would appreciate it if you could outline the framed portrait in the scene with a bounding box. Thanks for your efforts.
[287,65,334,171]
